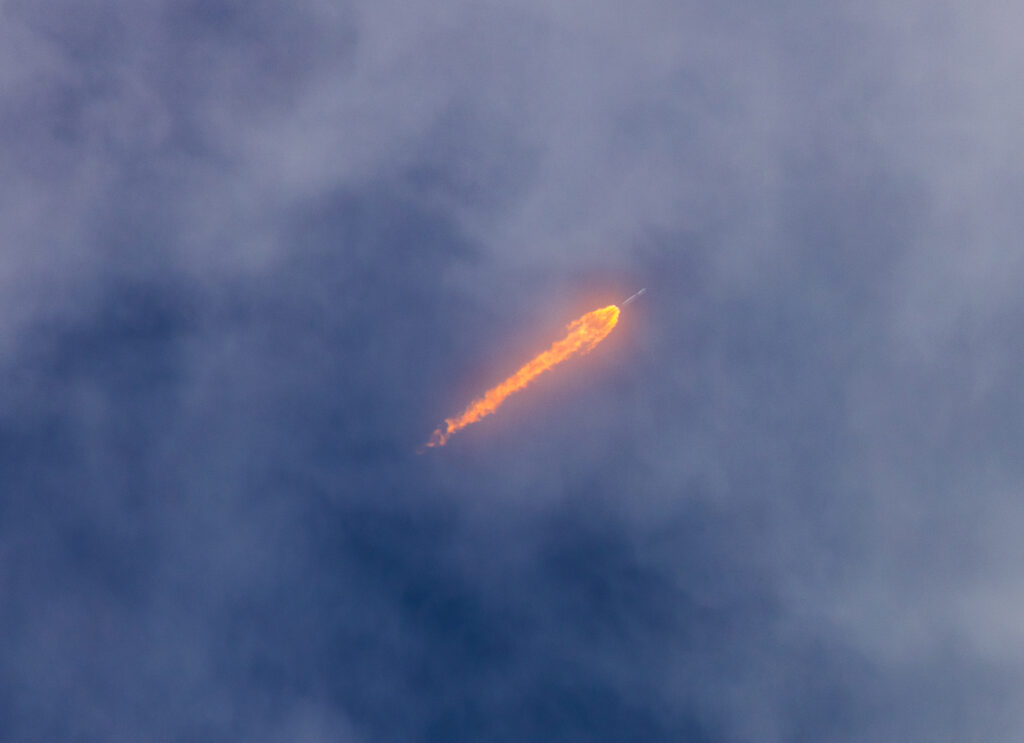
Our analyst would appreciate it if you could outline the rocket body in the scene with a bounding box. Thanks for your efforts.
[622,288,647,306]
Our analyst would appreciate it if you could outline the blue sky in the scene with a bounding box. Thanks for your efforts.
[2,1,1023,741]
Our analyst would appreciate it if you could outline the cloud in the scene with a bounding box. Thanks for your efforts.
[2,1,1023,741]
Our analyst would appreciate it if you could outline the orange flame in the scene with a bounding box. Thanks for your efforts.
[425,304,621,447]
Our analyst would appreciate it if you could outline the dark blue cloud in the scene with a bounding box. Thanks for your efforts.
[3,1,1024,742]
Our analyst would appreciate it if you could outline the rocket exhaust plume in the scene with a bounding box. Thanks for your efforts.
[424,301,628,448]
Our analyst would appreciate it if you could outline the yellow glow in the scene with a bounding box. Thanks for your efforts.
[425,304,620,447]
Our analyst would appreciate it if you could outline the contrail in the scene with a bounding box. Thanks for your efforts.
[424,291,644,448]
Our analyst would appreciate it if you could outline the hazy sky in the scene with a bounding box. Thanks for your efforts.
[3,1,1023,741]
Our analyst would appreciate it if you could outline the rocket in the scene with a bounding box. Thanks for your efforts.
[621,288,647,306]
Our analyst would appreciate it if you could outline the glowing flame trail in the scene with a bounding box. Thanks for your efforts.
[425,304,620,448]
